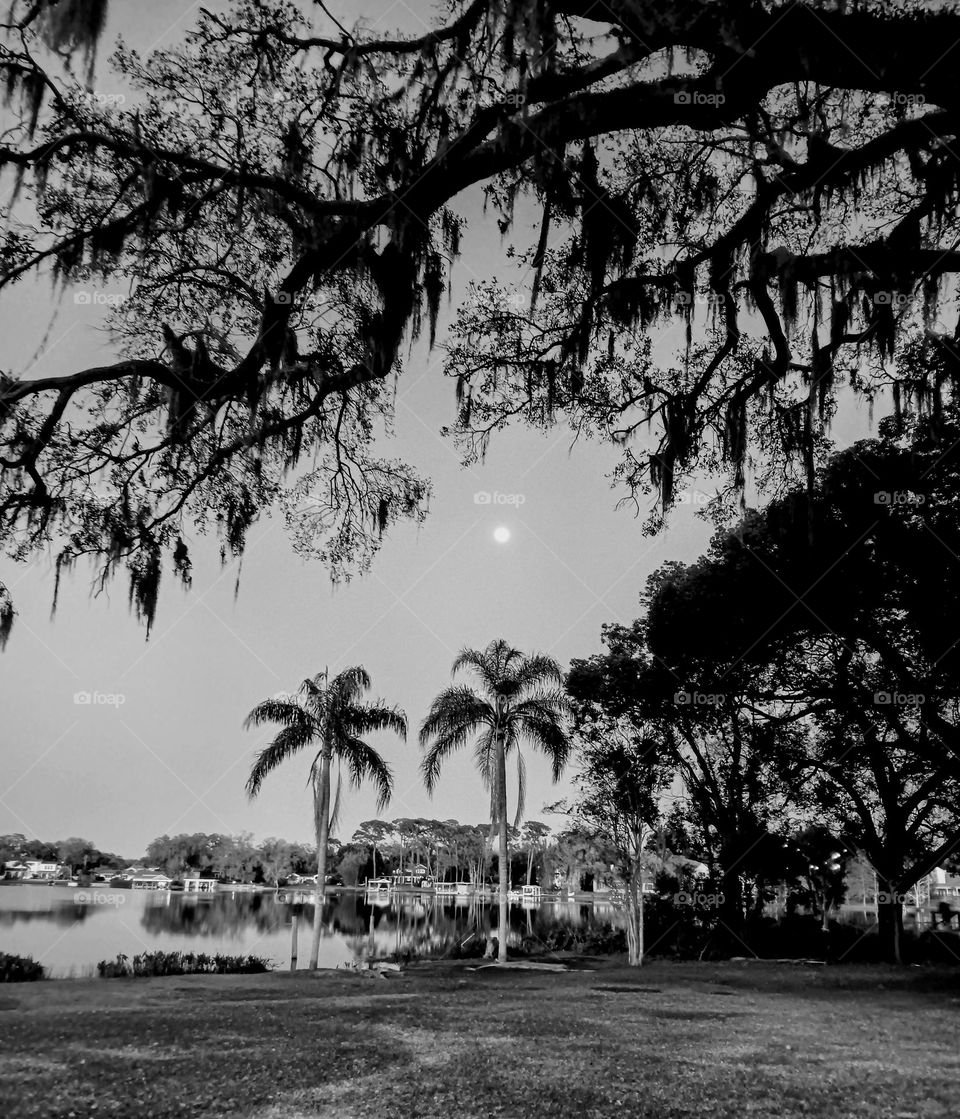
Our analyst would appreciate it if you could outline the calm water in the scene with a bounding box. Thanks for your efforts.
[0,884,625,977]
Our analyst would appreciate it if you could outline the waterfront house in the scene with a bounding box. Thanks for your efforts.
[21,860,64,880]
[183,877,217,893]
[390,863,433,888]
[130,872,172,890]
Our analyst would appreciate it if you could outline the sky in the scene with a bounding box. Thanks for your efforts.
[0,0,876,859]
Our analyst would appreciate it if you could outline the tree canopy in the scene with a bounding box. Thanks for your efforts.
[5,0,960,637]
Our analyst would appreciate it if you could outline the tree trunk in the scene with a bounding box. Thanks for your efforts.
[496,729,509,964]
[527,847,534,885]
[625,867,644,966]
[310,751,332,969]
[714,863,745,956]
[876,877,904,964]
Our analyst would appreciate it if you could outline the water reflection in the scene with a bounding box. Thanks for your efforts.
[0,884,622,976]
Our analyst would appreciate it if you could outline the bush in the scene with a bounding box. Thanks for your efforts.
[0,953,45,981]
[520,920,627,955]
[96,951,272,978]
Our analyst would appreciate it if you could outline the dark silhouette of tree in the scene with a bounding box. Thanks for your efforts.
[6,1,960,633]
[624,407,960,961]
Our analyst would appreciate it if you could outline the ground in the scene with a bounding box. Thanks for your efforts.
[1,959,959,1118]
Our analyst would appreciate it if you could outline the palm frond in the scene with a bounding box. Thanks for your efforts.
[329,764,343,836]
[512,655,565,693]
[514,745,527,828]
[345,701,408,741]
[472,727,496,790]
[243,697,309,731]
[451,646,493,685]
[510,690,572,722]
[337,735,395,810]
[514,712,572,781]
[419,685,491,747]
[419,686,492,792]
[330,665,372,704]
[246,722,317,798]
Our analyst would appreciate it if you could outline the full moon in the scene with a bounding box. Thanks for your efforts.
[493,526,511,544]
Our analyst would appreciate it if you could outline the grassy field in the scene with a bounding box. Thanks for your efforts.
[2,958,959,1118]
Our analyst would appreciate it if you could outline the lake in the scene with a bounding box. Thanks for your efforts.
[0,884,625,976]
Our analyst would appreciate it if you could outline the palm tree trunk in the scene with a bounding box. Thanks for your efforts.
[310,751,332,969]
[496,731,509,964]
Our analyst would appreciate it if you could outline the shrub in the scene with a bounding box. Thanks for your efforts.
[0,953,45,981]
[96,951,272,977]
[520,920,627,955]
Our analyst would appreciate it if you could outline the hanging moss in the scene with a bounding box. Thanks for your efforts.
[172,537,192,588]
[38,0,108,84]
[127,545,162,637]
[422,251,445,348]
[0,582,14,651]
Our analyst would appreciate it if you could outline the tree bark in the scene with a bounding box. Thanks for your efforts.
[876,877,904,965]
[496,724,509,964]
[310,750,332,969]
[625,867,644,966]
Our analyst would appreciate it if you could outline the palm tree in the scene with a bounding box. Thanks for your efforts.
[245,666,407,968]
[420,640,571,963]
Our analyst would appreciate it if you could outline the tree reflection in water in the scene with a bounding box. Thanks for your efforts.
[137,891,618,957]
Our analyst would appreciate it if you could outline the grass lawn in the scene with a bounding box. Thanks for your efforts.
[2,958,959,1118]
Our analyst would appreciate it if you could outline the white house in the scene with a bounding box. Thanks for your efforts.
[130,872,172,890]
[22,860,64,879]
[183,877,217,893]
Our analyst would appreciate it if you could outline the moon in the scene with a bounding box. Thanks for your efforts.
[493,526,511,544]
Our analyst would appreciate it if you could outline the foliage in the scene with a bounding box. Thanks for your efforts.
[569,407,960,962]
[7,2,960,633]
[95,951,271,978]
[520,920,626,957]
[0,953,45,981]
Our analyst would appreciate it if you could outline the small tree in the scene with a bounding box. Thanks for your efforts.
[569,715,674,966]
